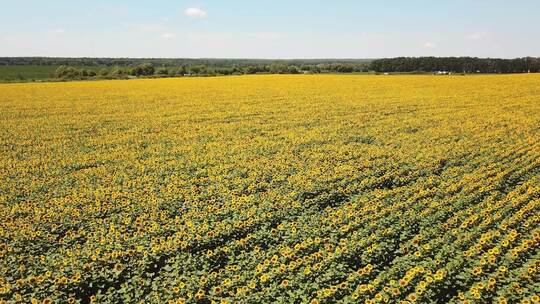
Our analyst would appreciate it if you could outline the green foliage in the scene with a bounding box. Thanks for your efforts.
[370,57,540,73]
[55,65,82,79]
[2,56,539,83]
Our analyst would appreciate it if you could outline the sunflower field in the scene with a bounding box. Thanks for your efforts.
[0,75,539,303]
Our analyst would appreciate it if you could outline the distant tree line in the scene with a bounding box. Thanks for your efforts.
[0,57,371,68]
[2,57,539,82]
[369,57,540,73]
[52,62,370,80]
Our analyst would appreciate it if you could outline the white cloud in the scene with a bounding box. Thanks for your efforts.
[160,33,175,39]
[424,41,437,48]
[185,8,207,18]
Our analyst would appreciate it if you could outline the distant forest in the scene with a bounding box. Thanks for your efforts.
[370,57,540,73]
[0,57,538,81]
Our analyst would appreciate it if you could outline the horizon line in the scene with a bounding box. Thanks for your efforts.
[1,56,538,60]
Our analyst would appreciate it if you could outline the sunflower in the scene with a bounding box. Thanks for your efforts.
[407,293,418,302]
[195,289,205,300]
[114,263,124,272]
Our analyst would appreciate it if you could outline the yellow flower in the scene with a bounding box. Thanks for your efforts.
[195,289,205,300]
[3,73,540,304]
[114,263,124,272]
[407,293,418,302]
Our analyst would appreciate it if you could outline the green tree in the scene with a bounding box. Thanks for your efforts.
[55,65,81,79]
[99,68,110,77]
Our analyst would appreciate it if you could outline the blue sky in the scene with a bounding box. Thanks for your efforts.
[1,0,539,58]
